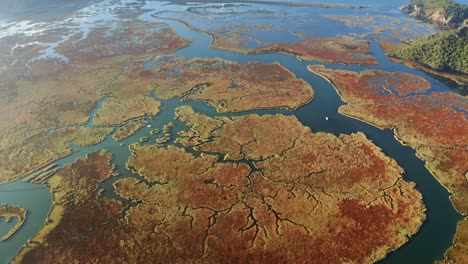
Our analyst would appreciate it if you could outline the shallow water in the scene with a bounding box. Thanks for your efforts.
[0,182,52,263]
[0,0,463,263]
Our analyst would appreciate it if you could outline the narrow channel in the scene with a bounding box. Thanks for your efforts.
[0,3,461,264]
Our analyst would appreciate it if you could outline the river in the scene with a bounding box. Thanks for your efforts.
[0,0,463,263]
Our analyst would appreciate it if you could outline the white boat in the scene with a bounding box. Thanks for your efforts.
[325,116,329,121]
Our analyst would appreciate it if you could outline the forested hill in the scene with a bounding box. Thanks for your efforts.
[401,0,468,28]
[391,25,468,74]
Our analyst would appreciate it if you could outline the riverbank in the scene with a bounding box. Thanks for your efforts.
[388,55,467,84]
[308,65,466,263]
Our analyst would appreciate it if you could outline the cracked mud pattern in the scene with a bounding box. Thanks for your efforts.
[121,109,426,263]
[14,108,426,263]
[128,56,313,112]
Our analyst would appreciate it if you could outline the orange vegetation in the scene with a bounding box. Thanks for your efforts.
[56,20,190,64]
[113,117,148,141]
[0,19,188,184]
[0,57,120,183]
[93,97,160,126]
[392,59,468,86]
[440,220,468,263]
[13,112,426,263]
[127,56,313,112]
[0,125,113,184]
[308,65,467,210]
[308,65,468,262]
[378,41,410,54]
[174,108,425,262]
[212,30,377,65]
[13,151,125,264]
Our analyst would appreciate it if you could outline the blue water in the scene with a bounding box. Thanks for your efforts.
[0,0,464,263]
[0,182,52,264]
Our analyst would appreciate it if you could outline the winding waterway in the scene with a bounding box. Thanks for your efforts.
[0,1,463,263]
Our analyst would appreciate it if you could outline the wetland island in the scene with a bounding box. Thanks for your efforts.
[0,0,466,263]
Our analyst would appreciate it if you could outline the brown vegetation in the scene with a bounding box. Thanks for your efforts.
[440,220,468,263]
[13,151,125,264]
[56,20,190,64]
[156,16,378,65]
[50,126,114,147]
[0,19,189,184]
[308,65,467,211]
[0,125,113,184]
[308,65,468,262]
[378,41,410,54]
[12,111,426,263]
[175,108,426,262]
[0,204,27,242]
[113,118,148,141]
[127,56,313,112]
[93,97,160,127]
[211,28,377,65]
[393,58,468,86]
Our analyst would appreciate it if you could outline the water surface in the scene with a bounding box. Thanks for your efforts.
[0,1,463,263]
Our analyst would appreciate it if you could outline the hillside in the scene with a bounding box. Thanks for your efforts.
[401,0,468,28]
[394,1,468,91]
[392,26,467,74]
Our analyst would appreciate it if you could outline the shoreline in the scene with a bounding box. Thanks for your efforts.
[154,16,379,67]
[389,57,468,87]
[309,66,465,262]
[308,66,466,213]
[2,3,461,262]
[9,187,57,264]
[308,67,465,210]
[149,55,315,113]
[12,151,116,263]
[0,206,27,242]
[211,44,379,66]
[169,0,368,9]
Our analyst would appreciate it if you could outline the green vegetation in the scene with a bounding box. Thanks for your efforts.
[410,0,468,22]
[392,29,468,73]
